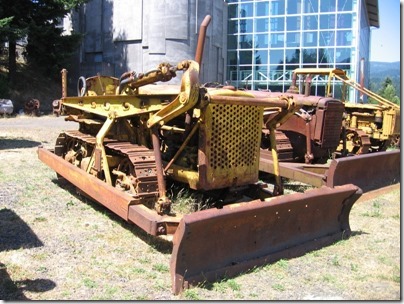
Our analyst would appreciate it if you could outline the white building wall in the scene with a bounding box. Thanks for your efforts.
[69,0,227,85]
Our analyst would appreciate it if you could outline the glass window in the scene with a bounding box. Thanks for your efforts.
[320,14,335,29]
[285,49,300,63]
[227,51,237,65]
[336,47,351,64]
[255,18,269,32]
[335,63,351,71]
[228,20,238,34]
[228,66,238,81]
[269,66,285,85]
[270,49,284,65]
[286,32,300,47]
[319,31,335,46]
[303,31,317,47]
[228,4,238,18]
[336,30,352,46]
[318,48,334,64]
[271,0,285,15]
[255,49,268,65]
[255,66,269,81]
[285,63,299,72]
[320,0,336,12]
[240,50,253,65]
[287,16,301,30]
[303,15,318,30]
[337,0,353,11]
[287,0,302,14]
[256,1,269,16]
[239,18,253,33]
[304,0,318,13]
[227,35,238,49]
[337,13,353,28]
[302,49,317,64]
[255,33,269,48]
[239,34,254,48]
[240,3,253,17]
[270,33,285,47]
[271,17,285,31]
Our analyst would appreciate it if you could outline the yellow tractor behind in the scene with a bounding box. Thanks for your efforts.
[259,68,400,192]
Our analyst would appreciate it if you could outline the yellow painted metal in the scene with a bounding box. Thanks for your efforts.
[167,164,200,190]
[147,60,200,128]
[269,126,283,195]
[86,114,116,185]
[85,75,119,96]
[61,95,168,118]
[200,102,263,189]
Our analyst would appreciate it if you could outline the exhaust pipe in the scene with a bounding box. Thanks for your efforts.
[194,15,212,67]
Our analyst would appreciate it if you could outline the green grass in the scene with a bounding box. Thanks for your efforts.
[183,289,200,300]
[227,279,241,291]
[272,283,285,292]
[152,263,169,273]
[0,116,400,300]
[83,278,97,289]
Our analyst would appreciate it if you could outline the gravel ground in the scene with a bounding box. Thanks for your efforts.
[0,115,401,300]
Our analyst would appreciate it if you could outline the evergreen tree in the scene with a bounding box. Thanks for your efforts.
[0,0,32,83]
[376,77,400,105]
[0,0,87,83]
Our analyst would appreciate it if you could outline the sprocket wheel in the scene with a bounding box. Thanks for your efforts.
[114,158,137,193]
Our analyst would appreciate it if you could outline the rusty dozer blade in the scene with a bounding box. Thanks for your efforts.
[326,150,400,192]
[170,184,361,294]
[260,150,400,193]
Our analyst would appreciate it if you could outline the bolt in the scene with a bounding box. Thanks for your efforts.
[157,225,166,235]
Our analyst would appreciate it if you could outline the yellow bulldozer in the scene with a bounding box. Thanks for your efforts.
[259,68,400,192]
[37,16,363,294]
[290,68,400,155]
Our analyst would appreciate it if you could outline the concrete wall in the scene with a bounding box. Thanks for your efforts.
[68,0,227,86]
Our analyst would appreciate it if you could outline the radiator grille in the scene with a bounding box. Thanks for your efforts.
[318,101,344,148]
[209,104,262,170]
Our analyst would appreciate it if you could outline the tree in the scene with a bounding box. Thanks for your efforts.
[371,77,400,105]
[0,0,87,83]
[0,0,32,84]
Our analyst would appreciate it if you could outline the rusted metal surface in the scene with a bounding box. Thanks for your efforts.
[260,149,400,193]
[263,97,345,164]
[260,150,328,188]
[24,98,40,116]
[195,15,212,66]
[37,146,180,235]
[170,184,361,294]
[52,99,61,116]
[326,150,400,192]
[38,146,133,220]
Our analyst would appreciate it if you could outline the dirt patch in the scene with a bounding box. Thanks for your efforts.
[0,115,400,300]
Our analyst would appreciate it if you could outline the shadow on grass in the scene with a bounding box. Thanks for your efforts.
[0,138,41,150]
[0,263,56,300]
[0,209,43,251]
[51,178,173,254]
[0,210,56,300]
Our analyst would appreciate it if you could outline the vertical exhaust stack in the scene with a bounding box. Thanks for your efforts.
[194,15,212,68]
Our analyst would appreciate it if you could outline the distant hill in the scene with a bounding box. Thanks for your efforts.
[369,61,400,97]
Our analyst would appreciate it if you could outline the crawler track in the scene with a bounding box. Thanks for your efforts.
[62,130,160,204]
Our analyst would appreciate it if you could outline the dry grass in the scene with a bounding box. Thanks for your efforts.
[0,115,400,300]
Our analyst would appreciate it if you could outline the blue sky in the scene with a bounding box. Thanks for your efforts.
[369,0,401,62]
